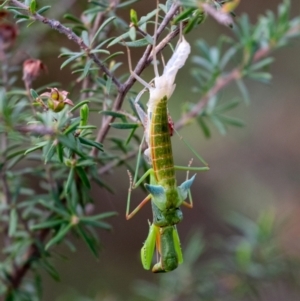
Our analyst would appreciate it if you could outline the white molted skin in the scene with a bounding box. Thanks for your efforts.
[148,37,191,112]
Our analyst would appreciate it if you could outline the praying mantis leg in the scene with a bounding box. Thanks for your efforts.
[141,222,183,272]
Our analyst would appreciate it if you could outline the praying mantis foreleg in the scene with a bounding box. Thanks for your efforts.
[141,222,158,270]
[141,222,183,272]
[152,225,183,273]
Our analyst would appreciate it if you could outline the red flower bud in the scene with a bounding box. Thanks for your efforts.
[23,59,47,85]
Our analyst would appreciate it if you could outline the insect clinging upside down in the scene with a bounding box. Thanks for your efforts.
[125,4,209,273]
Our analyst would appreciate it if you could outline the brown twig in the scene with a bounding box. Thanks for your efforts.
[175,43,275,130]
[8,0,122,90]
[202,3,233,27]
[6,228,50,294]
[175,69,241,130]
[14,124,57,135]
[0,53,13,252]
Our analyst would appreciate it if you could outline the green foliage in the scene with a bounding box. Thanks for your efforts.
[0,0,299,300]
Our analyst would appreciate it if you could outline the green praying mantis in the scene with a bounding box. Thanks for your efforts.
[125,5,209,273]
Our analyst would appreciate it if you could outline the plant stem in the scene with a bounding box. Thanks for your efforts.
[8,0,122,89]
[5,229,50,296]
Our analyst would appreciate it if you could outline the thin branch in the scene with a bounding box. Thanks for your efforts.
[175,69,241,130]
[202,3,233,27]
[0,53,12,252]
[6,228,50,294]
[15,124,57,135]
[8,0,122,89]
[175,44,274,131]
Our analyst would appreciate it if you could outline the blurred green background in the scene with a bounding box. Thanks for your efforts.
[15,0,300,300]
